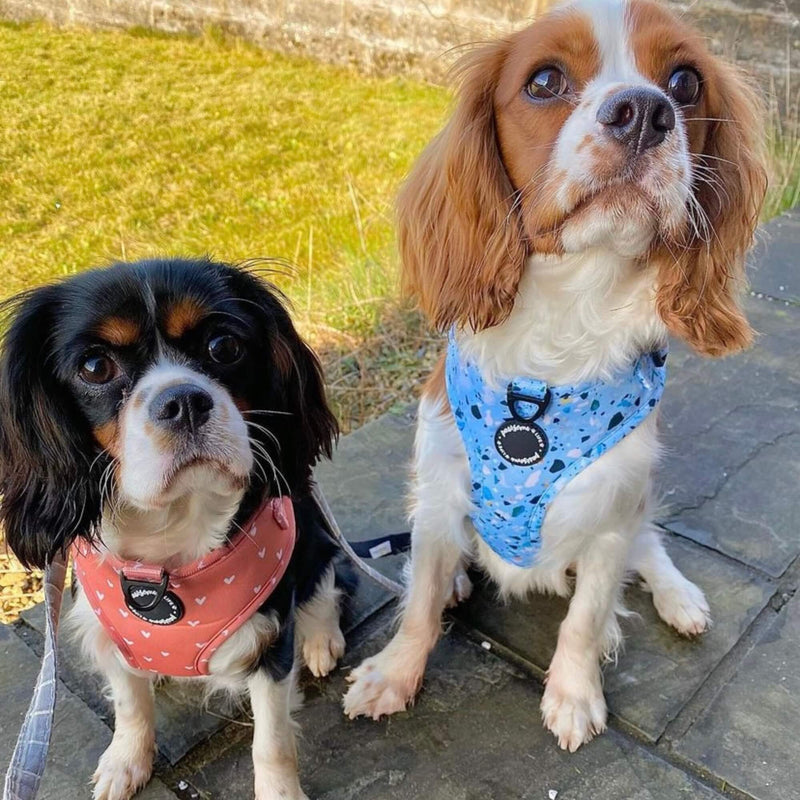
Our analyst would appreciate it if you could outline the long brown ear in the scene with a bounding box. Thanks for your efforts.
[397,40,527,333]
[656,61,768,357]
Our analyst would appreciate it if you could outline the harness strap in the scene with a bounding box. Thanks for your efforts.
[121,564,165,583]
[3,555,66,800]
[347,532,411,560]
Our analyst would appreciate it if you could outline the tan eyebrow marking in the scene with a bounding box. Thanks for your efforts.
[164,299,208,339]
[95,316,140,347]
[93,420,120,457]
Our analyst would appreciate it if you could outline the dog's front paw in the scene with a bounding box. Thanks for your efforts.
[541,665,606,752]
[92,736,154,800]
[303,624,346,678]
[343,648,421,720]
[651,576,711,636]
[254,777,309,800]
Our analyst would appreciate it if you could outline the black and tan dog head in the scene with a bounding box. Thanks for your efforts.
[0,257,337,568]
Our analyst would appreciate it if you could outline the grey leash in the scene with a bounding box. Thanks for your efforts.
[3,555,66,800]
[311,483,405,597]
[2,487,405,800]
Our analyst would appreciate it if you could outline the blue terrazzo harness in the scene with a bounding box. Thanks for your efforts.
[445,334,667,567]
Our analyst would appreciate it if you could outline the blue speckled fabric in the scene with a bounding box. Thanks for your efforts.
[445,334,667,567]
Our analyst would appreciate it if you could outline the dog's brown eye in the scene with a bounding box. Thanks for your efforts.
[525,67,570,101]
[79,354,118,385]
[207,334,243,365]
[667,67,702,106]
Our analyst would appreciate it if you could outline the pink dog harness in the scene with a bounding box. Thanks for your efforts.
[72,497,296,677]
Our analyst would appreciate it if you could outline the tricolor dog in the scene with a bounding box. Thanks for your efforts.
[0,257,349,800]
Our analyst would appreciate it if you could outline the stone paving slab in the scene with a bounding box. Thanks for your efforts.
[674,591,800,800]
[660,298,800,578]
[455,534,774,742]
[748,207,800,305]
[186,626,727,800]
[0,624,176,800]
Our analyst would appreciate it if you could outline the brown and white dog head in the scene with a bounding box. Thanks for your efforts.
[399,0,767,356]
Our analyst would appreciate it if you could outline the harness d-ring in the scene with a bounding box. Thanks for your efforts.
[507,386,551,423]
[120,569,169,612]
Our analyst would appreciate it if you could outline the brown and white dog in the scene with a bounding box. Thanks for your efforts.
[344,0,767,751]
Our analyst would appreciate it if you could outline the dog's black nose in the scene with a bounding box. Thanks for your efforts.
[597,87,675,152]
[149,384,213,433]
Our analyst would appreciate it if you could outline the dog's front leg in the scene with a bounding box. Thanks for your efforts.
[92,658,156,800]
[248,666,307,800]
[541,528,632,752]
[344,398,469,720]
[343,519,462,720]
[296,565,346,678]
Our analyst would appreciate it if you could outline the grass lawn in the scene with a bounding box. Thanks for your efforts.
[0,20,797,620]
[0,21,451,433]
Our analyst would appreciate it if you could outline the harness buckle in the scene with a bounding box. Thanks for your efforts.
[507,387,551,423]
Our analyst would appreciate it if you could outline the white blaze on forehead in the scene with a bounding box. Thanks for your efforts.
[546,0,692,254]
[567,0,646,86]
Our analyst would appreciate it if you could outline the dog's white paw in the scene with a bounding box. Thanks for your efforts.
[92,737,154,800]
[303,624,346,677]
[254,775,309,800]
[343,649,420,720]
[651,577,711,636]
[541,666,606,752]
[446,568,474,609]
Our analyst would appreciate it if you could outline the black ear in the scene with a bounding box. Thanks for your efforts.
[222,265,339,495]
[270,321,339,492]
[0,287,103,569]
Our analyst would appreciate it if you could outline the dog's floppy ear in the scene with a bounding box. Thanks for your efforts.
[223,266,338,494]
[0,287,103,569]
[269,322,339,492]
[656,59,767,357]
[397,39,527,333]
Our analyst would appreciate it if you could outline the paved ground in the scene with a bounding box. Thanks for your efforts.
[2,208,799,799]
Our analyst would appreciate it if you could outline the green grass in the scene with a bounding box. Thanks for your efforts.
[764,108,800,220]
[0,21,449,332]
